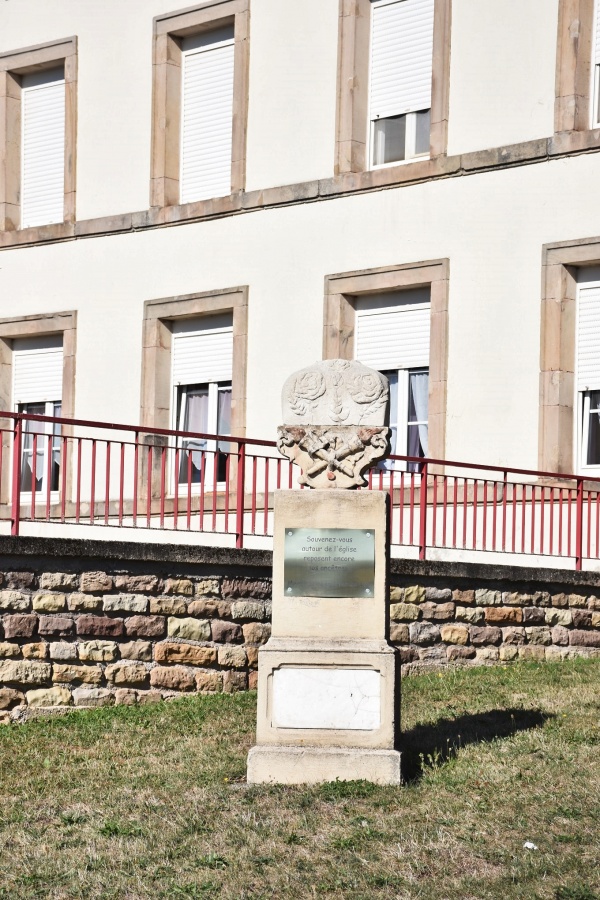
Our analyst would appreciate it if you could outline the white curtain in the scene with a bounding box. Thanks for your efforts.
[183,389,209,474]
[409,371,429,456]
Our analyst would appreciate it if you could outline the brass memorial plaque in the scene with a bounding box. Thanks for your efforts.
[284,528,375,598]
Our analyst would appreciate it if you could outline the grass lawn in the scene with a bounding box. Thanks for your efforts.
[0,659,598,900]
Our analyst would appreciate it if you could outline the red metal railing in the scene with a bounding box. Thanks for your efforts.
[1,410,599,569]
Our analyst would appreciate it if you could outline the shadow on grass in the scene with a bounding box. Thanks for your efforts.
[401,707,553,783]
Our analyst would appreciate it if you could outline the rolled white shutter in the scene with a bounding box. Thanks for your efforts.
[13,336,63,405]
[180,28,235,204]
[355,291,430,370]
[172,315,233,385]
[370,0,434,120]
[577,285,600,390]
[21,68,65,229]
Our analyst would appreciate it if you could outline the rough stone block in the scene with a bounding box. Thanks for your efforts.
[551,593,568,608]
[150,665,196,691]
[115,689,137,705]
[389,586,403,602]
[588,595,600,611]
[154,642,217,666]
[0,643,20,658]
[33,593,66,613]
[409,622,440,645]
[525,626,552,645]
[475,647,499,661]
[137,690,163,705]
[389,623,409,643]
[3,614,37,639]
[149,596,187,615]
[246,647,259,667]
[67,593,102,612]
[551,625,570,646]
[440,624,469,645]
[76,615,122,638]
[120,641,152,662]
[73,687,114,707]
[103,594,148,614]
[568,593,587,608]
[195,578,221,598]
[398,646,418,664]
[469,625,502,646]
[518,646,546,661]
[222,578,271,600]
[572,610,592,628]
[222,670,248,692]
[455,606,484,624]
[502,592,532,606]
[38,615,73,637]
[569,629,600,647]
[499,646,519,661]
[502,627,526,645]
[390,602,420,622]
[163,578,194,596]
[114,575,158,593]
[447,645,476,661]
[5,573,34,591]
[50,641,78,661]
[105,662,149,686]
[80,572,113,593]
[424,587,452,602]
[26,686,71,707]
[125,615,165,639]
[241,622,270,645]
[53,664,102,684]
[167,617,210,641]
[545,646,566,662]
[78,640,117,662]
[421,602,455,621]
[0,660,51,685]
[39,573,78,590]
[187,598,231,618]
[22,642,47,660]
[404,586,425,605]
[212,620,244,643]
[196,671,223,692]
[218,645,247,668]
[0,688,24,709]
[248,670,258,690]
[475,589,500,606]
[592,612,600,628]
[545,609,572,627]
[453,589,475,605]
[484,607,523,625]
[418,646,446,663]
[522,607,545,624]
[0,591,30,612]
[231,601,265,621]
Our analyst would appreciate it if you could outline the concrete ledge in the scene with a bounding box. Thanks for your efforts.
[247,745,402,785]
[389,557,600,590]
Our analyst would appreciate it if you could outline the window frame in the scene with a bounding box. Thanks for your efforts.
[0,36,77,232]
[555,0,596,134]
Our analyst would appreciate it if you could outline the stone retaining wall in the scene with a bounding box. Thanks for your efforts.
[0,536,599,720]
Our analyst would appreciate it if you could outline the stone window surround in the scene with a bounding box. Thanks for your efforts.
[555,0,596,133]
[141,286,248,437]
[539,237,600,475]
[0,36,77,233]
[323,259,449,461]
[0,310,77,508]
[150,0,250,210]
[334,0,452,175]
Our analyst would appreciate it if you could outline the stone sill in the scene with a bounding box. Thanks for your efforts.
[2,129,600,251]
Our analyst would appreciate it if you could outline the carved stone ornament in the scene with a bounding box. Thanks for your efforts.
[278,359,391,489]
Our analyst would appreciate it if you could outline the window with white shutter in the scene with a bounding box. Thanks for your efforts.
[369,0,434,166]
[12,334,63,494]
[20,67,65,229]
[355,289,430,470]
[171,314,233,485]
[577,269,600,469]
[180,28,235,204]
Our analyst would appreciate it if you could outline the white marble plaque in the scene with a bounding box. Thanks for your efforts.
[272,667,381,730]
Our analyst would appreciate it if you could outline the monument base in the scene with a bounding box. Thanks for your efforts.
[247,745,402,785]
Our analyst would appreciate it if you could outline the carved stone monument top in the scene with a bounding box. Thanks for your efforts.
[281,359,389,426]
[278,359,391,489]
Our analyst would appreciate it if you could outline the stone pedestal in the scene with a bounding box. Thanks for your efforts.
[247,489,401,785]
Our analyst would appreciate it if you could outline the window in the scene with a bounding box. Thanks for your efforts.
[355,289,430,470]
[151,2,249,209]
[0,37,77,233]
[576,268,600,470]
[12,335,63,494]
[171,315,233,486]
[369,0,435,167]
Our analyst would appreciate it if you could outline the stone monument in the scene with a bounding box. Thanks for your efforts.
[247,359,402,785]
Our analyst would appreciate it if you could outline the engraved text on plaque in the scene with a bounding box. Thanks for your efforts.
[284,528,375,598]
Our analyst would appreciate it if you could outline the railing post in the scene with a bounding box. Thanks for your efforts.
[11,416,22,537]
[575,476,584,571]
[419,461,428,561]
[236,440,246,549]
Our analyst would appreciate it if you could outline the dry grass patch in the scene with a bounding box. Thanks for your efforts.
[0,659,598,899]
